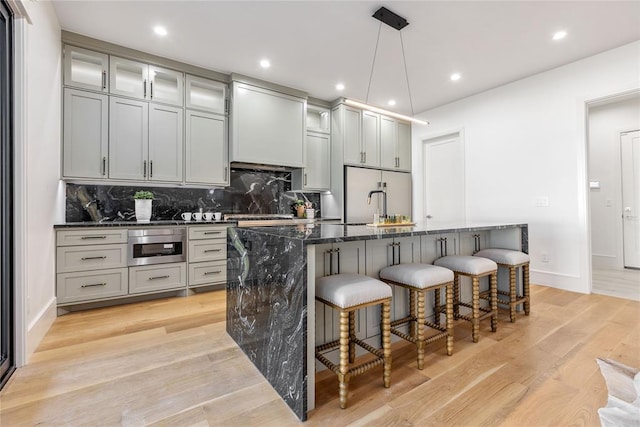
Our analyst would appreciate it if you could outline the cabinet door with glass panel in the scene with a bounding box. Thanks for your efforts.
[63,45,109,92]
[185,74,227,115]
[110,56,183,107]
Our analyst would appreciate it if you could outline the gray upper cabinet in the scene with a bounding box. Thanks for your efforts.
[109,98,183,182]
[307,105,330,134]
[362,110,380,167]
[110,56,183,107]
[149,66,184,107]
[336,105,362,166]
[185,110,228,186]
[148,104,183,182]
[109,97,148,180]
[380,116,411,171]
[110,57,148,100]
[63,45,108,92]
[185,75,226,114]
[304,131,331,190]
[63,88,109,179]
[231,82,305,167]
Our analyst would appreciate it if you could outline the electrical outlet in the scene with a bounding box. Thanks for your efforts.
[535,196,549,207]
[541,252,549,263]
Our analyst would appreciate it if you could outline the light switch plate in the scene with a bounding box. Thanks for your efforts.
[535,196,549,207]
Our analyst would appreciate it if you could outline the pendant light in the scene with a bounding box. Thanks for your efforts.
[345,6,429,126]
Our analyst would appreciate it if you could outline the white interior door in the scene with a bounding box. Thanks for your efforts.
[423,133,465,223]
[621,130,640,268]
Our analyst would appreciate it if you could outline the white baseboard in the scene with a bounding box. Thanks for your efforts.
[26,297,57,363]
[531,270,589,294]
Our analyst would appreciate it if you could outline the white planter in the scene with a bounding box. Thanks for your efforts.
[135,199,152,222]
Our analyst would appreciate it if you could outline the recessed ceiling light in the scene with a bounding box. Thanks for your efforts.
[260,59,271,69]
[336,83,345,91]
[450,73,461,81]
[153,26,168,37]
[552,31,567,41]
[387,99,396,106]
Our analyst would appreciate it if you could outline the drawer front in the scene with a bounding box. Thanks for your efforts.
[57,244,127,273]
[188,225,228,240]
[188,260,227,287]
[129,262,186,294]
[188,241,226,262]
[57,268,128,304]
[57,229,128,246]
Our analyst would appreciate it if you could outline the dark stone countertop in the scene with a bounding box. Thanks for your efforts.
[54,220,237,228]
[237,221,528,245]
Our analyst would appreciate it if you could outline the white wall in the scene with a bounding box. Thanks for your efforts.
[18,0,62,360]
[588,95,640,269]
[412,41,640,293]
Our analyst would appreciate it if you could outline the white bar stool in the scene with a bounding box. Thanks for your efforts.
[379,264,455,370]
[474,249,530,322]
[433,256,498,343]
[315,273,392,409]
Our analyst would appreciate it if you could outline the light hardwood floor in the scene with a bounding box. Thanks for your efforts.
[592,267,640,301]
[0,284,638,426]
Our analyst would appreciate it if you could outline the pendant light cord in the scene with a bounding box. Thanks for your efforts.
[365,22,382,104]
[399,31,415,117]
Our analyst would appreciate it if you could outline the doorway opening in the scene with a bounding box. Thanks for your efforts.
[587,92,640,300]
[422,130,465,224]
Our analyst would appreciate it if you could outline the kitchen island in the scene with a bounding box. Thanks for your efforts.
[226,222,528,421]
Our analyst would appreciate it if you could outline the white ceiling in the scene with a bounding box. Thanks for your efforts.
[52,1,640,115]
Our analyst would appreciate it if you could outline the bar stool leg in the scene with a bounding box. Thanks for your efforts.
[382,301,391,388]
[471,276,480,343]
[348,311,356,363]
[416,290,426,370]
[490,273,498,332]
[523,264,531,315]
[409,289,417,339]
[339,310,350,409]
[445,282,453,356]
[453,275,461,319]
[508,266,516,322]
[434,288,441,326]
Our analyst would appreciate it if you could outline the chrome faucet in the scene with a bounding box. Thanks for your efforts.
[367,189,387,218]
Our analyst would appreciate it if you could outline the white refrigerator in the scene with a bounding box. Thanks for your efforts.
[344,166,412,224]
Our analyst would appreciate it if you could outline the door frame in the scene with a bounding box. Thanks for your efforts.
[419,128,466,224]
[584,88,640,292]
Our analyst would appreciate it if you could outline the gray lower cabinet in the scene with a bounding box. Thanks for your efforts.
[185,110,228,186]
[56,229,129,307]
[129,262,187,294]
[187,225,228,288]
[57,268,128,304]
[62,88,109,179]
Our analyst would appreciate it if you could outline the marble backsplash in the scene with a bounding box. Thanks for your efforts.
[66,168,321,222]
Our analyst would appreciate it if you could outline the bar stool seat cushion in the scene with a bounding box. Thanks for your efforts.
[474,249,530,266]
[434,255,497,275]
[316,273,392,309]
[379,264,454,289]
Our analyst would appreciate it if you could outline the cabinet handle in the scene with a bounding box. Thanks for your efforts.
[204,231,222,235]
[102,157,106,176]
[81,235,107,240]
[363,152,367,164]
[143,79,147,98]
[204,249,222,253]
[224,166,228,181]
[150,160,153,178]
[148,275,170,281]
[150,81,153,99]
[304,173,307,186]
[143,160,147,178]
[81,256,107,261]
[204,270,222,275]
[102,71,107,90]
[81,282,106,288]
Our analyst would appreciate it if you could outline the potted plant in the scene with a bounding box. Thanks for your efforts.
[133,190,154,222]
[292,199,306,218]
